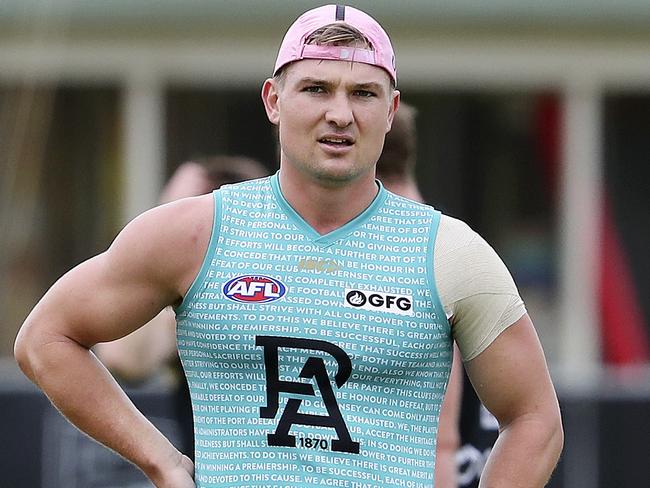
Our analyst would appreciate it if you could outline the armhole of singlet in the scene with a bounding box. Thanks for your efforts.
[426,210,452,337]
[174,189,223,315]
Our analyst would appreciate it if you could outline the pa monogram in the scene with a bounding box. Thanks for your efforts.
[256,336,360,454]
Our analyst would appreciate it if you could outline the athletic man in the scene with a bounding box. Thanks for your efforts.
[15,5,563,488]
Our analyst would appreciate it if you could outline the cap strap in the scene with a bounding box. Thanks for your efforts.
[299,45,376,65]
[335,5,345,21]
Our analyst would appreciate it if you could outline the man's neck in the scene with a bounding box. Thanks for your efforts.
[278,168,379,235]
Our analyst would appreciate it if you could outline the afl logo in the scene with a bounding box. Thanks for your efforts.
[223,275,287,303]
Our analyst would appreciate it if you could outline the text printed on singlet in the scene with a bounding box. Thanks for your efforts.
[176,175,452,488]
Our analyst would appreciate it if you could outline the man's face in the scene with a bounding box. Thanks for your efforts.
[264,59,399,186]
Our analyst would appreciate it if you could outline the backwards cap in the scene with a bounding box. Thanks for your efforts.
[273,4,397,85]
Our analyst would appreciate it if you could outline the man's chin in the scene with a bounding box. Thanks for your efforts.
[312,166,361,187]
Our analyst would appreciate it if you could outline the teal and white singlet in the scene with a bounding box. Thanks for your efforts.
[176,174,452,488]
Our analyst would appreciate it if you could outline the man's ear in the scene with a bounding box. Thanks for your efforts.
[386,90,401,133]
[261,78,280,125]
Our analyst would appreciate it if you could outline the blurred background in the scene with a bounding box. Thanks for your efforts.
[1,1,649,487]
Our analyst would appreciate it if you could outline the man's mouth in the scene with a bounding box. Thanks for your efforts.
[318,136,353,146]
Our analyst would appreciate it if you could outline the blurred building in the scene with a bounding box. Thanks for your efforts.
[0,2,649,485]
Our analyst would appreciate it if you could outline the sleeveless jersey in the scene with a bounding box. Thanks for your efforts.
[176,174,452,488]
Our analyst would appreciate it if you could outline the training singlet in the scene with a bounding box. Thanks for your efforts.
[176,174,452,488]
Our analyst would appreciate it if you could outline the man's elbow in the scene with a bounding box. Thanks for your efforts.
[14,322,38,381]
[501,404,564,468]
[14,318,74,384]
[548,408,564,463]
[526,405,565,469]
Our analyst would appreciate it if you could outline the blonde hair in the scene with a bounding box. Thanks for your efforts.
[304,23,372,49]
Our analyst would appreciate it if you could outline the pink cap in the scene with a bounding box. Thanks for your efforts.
[273,4,397,85]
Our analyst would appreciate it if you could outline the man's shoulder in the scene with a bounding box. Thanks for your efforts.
[129,193,215,240]
[113,193,215,271]
[162,192,215,220]
[157,193,215,249]
[132,194,215,294]
[438,214,479,247]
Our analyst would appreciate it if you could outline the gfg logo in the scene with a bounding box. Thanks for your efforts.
[344,289,413,316]
[223,275,287,303]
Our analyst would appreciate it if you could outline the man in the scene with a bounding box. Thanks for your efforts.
[15,5,563,488]
[98,106,462,488]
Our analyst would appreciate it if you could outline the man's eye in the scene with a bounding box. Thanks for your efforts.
[354,90,376,98]
[304,86,325,93]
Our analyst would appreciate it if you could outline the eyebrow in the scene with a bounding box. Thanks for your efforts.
[354,82,385,93]
[297,77,386,95]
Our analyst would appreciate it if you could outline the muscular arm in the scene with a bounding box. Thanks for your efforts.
[464,314,563,487]
[96,162,210,381]
[14,196,212,487]
[435,216,562,486]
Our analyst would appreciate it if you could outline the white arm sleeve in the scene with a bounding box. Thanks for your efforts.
[434,215,527,361]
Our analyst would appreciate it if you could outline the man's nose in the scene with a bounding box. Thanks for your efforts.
[325,93,354,127]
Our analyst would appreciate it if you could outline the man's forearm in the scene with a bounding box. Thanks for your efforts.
[479,414,563,487]
[16,335,182,483]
